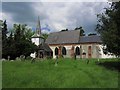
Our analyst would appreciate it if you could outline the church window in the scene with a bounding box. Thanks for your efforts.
[75,47,80,55]
[82,52,86,55]
[55,47,58,55]
[62,47,66,55]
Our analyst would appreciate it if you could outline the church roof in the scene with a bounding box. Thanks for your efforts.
[39,43,52,52]
[46,30,102,45]
[79,35,102,43]
[46,30,80,44]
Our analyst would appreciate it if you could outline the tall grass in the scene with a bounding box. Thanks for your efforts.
[2,58,119,88]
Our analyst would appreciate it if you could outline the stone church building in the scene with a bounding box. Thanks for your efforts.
[31,17,115,59]
[46,30,115,59]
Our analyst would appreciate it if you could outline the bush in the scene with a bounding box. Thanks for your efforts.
[26,56,32,60]
[20,55,25,61]
[15,57,21,61]
[46,56,52,59]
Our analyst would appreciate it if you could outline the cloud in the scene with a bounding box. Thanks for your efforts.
[2,2,109,34]
[2,2,39,28]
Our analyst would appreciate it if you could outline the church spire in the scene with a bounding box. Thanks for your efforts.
[36,16,41,35]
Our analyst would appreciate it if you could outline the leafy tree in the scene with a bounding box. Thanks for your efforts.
[0,20,2,59]
[13,24,37,58]
[2,20,8,59]
[42,33,48,41]
[2,22,37,59]
[96,2,120,57]
[75,27,85,36]
[61,29,68,32]
[7,32,16,59]
[88,33,97,36]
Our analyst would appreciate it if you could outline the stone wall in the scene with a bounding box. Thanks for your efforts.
[49,43,116,59]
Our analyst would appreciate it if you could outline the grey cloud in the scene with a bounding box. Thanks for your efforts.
[2,2,109,34]
[65,2,108,34]
[2,2,47,27]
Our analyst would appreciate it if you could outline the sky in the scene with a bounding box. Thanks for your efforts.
[1,0,110,35]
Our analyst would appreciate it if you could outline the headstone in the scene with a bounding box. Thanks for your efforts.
[87,59,89,64]
[16,57,21,61]
[55,55,58,66]
[74,54,76,60]
[7,56,10,61]
[1,58,6,61]
[31,58,35,63]
[55,62,57,66]
[20,55,25,61]
[98,59,99,62]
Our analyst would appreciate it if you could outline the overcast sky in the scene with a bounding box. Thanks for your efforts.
[1,1,110,34]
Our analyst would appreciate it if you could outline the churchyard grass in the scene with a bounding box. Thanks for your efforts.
[2,58,119,88]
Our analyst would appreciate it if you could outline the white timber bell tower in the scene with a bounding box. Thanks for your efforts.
[31,16,44,45]
[30,16,44,58]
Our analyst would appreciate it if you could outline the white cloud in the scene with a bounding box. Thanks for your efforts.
[2,2,110,34]
[2,12,15,29]
[2,0,108,2]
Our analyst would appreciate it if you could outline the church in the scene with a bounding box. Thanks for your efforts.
[31,18,115,59]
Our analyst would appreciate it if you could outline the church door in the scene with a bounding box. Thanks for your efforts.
[40,51,44,58]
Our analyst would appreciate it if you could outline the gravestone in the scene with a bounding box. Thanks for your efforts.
[31,58,35,63]
[55,55,58,66]
[87,59,89,64]
[7,56,10,61]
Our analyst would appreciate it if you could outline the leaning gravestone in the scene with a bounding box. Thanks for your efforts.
[7,56,10,61]
[87,59,89,64]
[1,58,6,61]
[55,61,58,66]
[20,55,25,61]
[16,57,21,61]
[31,58,35,63]
[55,55,58,66]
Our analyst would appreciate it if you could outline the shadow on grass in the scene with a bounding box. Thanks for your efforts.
[96,61,120,72]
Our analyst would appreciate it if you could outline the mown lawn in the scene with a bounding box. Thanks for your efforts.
[2,58,119,88]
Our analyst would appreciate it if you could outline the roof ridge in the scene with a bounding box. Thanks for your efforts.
[50,30,79,34]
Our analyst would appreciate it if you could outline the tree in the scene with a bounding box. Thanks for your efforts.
[2,23,37,60]
[96,2,120,57]
[42,33,48,41]
[13,24,37,59]
[75,26,85,36]
[61,29,68,32]
[88,33,97,36]
[2,20,8,59]
[7,32,16,59]
[0,20,2,59]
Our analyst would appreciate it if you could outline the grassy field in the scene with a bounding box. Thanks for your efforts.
[2,58,119,88]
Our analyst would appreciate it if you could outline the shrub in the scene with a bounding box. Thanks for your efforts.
[26,56,32,60]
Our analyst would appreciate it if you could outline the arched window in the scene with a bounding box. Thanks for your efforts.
[55,47,58,55]
[75,47,80,55]
[82,52,86,55]
[62,47,66,55]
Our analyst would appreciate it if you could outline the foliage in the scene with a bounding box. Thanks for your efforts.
[2,58,118,88]
[26,56,32,60]
[96,2,120,57]
[96,59,119,71]
[75,27,85,36]
[2,22,37,59]
[61,29,68,32]
[88,33,97,36]
[42,33,49,41]
[2,20,8,58]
